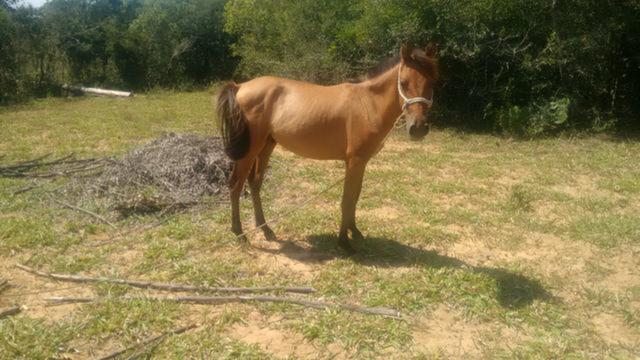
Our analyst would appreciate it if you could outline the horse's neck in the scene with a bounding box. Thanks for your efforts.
[360,64,403,131]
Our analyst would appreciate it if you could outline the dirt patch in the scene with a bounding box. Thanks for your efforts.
[360,206,401,221]
[550,174,623,201]
[598,248,640,293]
[444,230,595,275]
[435,165,467,182]
[105,247,143,271]
[591,313,639,347]
[412,305,531,358]
[0,257,94,323]
[412,305,484,357]
[383,141,418,152]
[442,226,640,307]
[432,194,476,212]
[249,238,328,281]
[228,311,318,358]
[494,169,533,188]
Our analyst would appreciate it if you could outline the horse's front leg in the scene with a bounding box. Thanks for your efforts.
[248,138,277,241]
[338,157,367,254]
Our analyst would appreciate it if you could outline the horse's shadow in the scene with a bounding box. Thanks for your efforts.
[254,234,552,309]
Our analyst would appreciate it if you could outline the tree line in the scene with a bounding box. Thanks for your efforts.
[1,0,639,135]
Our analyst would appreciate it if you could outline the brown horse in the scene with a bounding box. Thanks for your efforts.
[217,44,439,253]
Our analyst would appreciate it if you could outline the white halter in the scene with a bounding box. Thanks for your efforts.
[397,64,433,111]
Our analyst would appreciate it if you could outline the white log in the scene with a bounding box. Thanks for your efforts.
[63,84,133,97]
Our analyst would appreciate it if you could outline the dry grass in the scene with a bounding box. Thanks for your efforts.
[0,90,639,359]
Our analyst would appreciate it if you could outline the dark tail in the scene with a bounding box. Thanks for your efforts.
[217,82,250,160]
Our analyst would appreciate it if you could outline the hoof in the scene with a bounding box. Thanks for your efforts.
[232,228,248,243]
[338,236,356,256]
[261,225,277,242]
[351,227,364,242]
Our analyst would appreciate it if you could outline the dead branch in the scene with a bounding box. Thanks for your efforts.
[0,153,72,172]
[0,306,21,319]
[8,163,105,179]
[12,183,39,195]
[0,153,54,171]
[51,199,117,229]
[0,154,105,178]
[46,295,402,319]
[16,264,315,294]
[97,324,196,360]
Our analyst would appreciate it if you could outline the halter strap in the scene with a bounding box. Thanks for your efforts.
[397,64,433,111]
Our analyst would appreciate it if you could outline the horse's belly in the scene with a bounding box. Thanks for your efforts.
[272,124,346,161]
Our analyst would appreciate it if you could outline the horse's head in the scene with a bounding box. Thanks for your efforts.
[398,43,439,140]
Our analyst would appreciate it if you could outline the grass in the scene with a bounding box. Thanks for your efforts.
[0,91,639,359]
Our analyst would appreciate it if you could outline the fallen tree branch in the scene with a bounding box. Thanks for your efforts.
[0,306,21,319]
[63,84,133,98]
[97,324,196,360]
[17,264,315,294]
[0,154,105,178]
[46,295,402,319]
[50,199,117,229]
[0,153,54,171]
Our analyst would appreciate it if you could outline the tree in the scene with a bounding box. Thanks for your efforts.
[0,6,18,102]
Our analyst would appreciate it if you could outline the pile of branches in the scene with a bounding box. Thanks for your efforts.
[90,133,233,216]
[3,133,233,217]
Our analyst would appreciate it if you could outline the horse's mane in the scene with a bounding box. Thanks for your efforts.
[351,49,438,83]
[366,55,401,79]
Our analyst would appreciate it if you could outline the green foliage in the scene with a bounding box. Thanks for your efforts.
[224,0,640,134]
[0,0,235,100]
[496,98,570,137]
[224,0,359,83]
[117,0,234,89]
[0,7,18,102]
[2,0,639,134]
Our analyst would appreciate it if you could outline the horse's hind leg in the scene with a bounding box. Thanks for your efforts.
[248,137,277,241]
[338,157,368,254]
[229,155,258,242]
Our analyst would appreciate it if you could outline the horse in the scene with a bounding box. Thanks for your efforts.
[216,44,439,254]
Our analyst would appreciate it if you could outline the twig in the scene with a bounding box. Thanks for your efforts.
[0,306,21,319]
[0,153,53,171]
[0,279,9,294]
[51,198,117,229]
[13,163,104,179]
[97,324,196,360]
[0,154,105,178]
[46,295,402,319]
[12,183,39,195]
[16,264,315,294]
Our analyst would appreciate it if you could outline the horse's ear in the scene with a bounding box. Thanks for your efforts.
[400,44,413,62]
[425,42,438,58]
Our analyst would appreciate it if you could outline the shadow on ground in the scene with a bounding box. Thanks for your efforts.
[253,233,552,309]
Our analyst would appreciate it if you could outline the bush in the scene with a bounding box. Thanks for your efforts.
[496,98,570,137]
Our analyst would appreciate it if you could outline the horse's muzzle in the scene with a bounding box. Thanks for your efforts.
[407,121,430,140]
